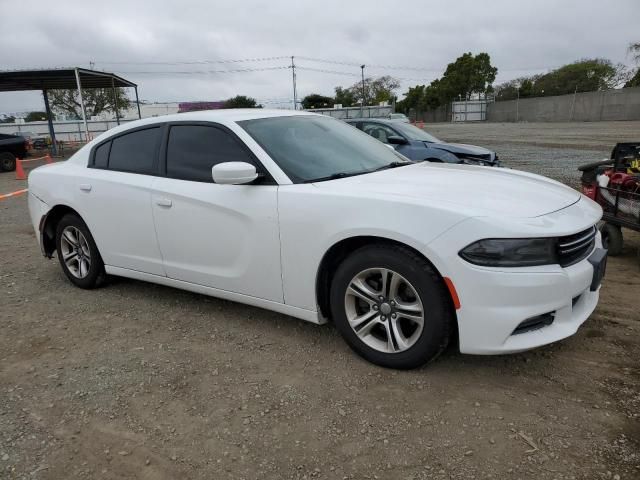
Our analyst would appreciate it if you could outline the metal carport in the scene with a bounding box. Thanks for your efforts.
[0,68,141,155]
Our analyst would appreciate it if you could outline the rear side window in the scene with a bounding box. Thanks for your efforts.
[107,127,161,174]
[93,141,110,168]
[166,125,254,182]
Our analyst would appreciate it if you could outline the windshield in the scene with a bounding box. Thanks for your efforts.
[389,114,406,119]
[392,122,441,143]
[239,115,409,183]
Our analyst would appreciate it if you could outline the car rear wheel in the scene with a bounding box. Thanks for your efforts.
[0,152,16,172]
[330,244,453,369]
[55,214,106,289]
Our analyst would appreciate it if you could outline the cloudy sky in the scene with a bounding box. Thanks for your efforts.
[1,0,638,114]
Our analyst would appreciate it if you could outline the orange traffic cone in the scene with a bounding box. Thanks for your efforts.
[15,159,26,180]
[45,154,52,164]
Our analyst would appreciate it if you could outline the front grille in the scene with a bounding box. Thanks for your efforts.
[557,226,597,267]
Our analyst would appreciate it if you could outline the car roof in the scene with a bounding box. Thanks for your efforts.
[92,109,319,139]
[130,108,316,127]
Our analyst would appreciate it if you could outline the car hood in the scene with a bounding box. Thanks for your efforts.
[312,163,581,218]
[429,142,494,158]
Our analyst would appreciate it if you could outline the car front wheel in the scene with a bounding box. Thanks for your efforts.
[330,244,453,369]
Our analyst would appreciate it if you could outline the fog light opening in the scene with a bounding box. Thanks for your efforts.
[512,313,555,335]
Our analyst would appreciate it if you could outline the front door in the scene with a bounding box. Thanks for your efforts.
[150,123,283,302]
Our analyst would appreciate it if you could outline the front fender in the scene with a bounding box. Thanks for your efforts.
[424,147,460,163]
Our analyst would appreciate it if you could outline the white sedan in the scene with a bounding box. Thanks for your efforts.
[27,110,606,369]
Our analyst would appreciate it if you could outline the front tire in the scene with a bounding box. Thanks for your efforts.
[600,222,623,256]
[330,244,453,369]
[55,214,106,289]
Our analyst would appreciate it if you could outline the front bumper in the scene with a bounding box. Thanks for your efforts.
[451,250,600,354]
[424,198,603,354]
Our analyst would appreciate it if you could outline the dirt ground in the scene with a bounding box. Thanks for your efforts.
[1,122,639,480]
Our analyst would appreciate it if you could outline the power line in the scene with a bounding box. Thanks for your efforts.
[297,56,442,72]
[296,65,435,83]
[94,55,289,66]
[114,66,290,75]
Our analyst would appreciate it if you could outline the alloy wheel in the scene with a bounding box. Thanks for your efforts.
[344,268,424,354]
[60,226,92,279]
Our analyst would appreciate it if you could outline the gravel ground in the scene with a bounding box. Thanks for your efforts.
[427,121,640,187]
[1,122,639,479]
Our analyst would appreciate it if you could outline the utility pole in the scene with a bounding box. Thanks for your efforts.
[570,84,578,121]
[291,56,298,110]
[360,65,366,116]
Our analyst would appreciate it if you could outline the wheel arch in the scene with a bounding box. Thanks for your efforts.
[315,235,458,332]
[41,204,83,258]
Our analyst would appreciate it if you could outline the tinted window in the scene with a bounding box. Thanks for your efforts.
[108,127,160,174]
[166,125,254,182]
[93,141,110,168]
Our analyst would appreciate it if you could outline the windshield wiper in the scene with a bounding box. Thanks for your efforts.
[370,161,412,173]
[302,171,365,183]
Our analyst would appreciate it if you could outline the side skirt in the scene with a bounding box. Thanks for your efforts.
[105,265,326,325]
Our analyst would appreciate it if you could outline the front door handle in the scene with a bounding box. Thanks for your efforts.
[79,183,92,192]
[155,198,172,207]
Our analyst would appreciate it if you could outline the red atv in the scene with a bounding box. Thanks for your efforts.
[578,143,640,258]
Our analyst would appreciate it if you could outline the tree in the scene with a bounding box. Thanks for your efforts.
[0,115,16,124]
[343,75,400,105]
[495,58,628,99]
[626,70,640,88]
[629,42,640,62]
[625,42,640,88]
[301,94,334,109]
[494,76,538,101]
[334,86,355,107]
[531,59,624,95]
[25,111,48,122]
[49,88,130,118]
[438,52,497,101]
[222,95,261,108]
[396,52,497,113]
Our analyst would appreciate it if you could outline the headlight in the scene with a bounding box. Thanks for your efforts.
[459,238,557,267]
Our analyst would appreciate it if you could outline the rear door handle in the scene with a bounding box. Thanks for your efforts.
[155,198,172,207]
[79,184,92,192]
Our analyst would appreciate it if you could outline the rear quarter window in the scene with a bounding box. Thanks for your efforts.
[93,141,110,168]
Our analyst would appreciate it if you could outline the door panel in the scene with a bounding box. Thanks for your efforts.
[151,178,283,302]
[78,169,165,276]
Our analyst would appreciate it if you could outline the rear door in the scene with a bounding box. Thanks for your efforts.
[80,126,166,276]
[150,122,283,302]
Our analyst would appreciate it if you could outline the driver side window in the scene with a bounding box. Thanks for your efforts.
[166,124,256,183]
[361,123,398,144]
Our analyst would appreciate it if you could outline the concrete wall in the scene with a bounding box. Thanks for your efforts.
[487,87,640,122]
[414,105,450,123]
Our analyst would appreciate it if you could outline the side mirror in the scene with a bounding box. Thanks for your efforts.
[387,135,407,145]
[212,162,258,185]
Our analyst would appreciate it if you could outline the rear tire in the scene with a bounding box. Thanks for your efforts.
[0,152,16,172]
[330,243,453,369]
[600,222,623,256]
[55,214,106,289]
